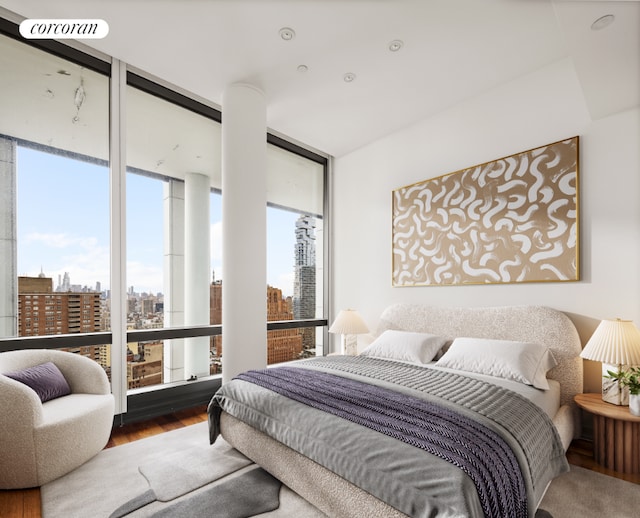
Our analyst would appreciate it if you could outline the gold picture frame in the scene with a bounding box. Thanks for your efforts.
[392,136,579,286]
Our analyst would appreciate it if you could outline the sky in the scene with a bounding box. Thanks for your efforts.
[16,145,303,298]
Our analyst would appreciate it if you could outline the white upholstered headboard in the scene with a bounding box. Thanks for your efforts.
[376,304,583,410]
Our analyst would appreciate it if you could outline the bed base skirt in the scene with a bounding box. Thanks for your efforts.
[219,411,409,518]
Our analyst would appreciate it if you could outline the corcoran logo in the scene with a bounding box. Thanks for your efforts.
[19,19,109,39]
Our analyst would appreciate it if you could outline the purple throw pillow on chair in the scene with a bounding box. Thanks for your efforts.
[5,361,71,402]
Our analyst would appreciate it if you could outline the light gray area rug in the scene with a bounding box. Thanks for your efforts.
[41,421,326,518]
[538,464,640,518]
[41,421,640,518]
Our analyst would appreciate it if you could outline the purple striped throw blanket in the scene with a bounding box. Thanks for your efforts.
[236,366,527,518]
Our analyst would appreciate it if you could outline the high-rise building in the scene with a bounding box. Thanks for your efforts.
[210,276,222,326]
[141,296,157,316]
[293,215,316,352]
[210,277,223,373]
[18,276,101,336]
[210,282,303,366]
[56,272,71,292]
[266,285,303,364]
[17,275,109,377]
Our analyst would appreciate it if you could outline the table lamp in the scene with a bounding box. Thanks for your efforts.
[580,318,640,405]
[329,309,369,355]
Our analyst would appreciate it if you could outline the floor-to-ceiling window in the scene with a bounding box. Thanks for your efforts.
[0,17,329,422]
[125,76,222,391]
[0,28,113,374]
[265,140,326,364]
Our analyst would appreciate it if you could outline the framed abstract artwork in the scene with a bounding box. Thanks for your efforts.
[392,136,579,286]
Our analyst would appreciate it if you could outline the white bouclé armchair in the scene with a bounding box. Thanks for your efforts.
[0,349,114,489]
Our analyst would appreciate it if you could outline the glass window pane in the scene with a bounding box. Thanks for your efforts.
[266,143,325,360]
[126,84,220,389]
[210,191,222,373]
[0,33,110,348]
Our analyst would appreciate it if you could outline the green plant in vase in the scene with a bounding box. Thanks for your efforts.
[606,367,640,415]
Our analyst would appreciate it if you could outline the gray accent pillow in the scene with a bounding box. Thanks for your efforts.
[5,361,71,402]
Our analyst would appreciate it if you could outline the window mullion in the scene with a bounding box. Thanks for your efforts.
[109,58,127,415]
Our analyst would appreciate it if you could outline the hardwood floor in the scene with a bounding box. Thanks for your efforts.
[105,405,208,448]
[1,406,638,518]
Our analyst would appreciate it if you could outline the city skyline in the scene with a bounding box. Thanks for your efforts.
[16,145,313,298]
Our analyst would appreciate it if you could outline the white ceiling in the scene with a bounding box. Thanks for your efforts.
[0,0,638,157]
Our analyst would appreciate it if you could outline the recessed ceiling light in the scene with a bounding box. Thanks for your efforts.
[591,14,615,31]
[388,39,404,52]
[279,27,295,41]
[343,73,356,83]
[297,64,308,73]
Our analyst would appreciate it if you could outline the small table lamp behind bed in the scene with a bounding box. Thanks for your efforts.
[329,309,369,356]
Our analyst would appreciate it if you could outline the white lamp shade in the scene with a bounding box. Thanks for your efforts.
[328,309,369,335]
[580,319,640,365]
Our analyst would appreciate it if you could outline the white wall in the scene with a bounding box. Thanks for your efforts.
[332,58,640,394]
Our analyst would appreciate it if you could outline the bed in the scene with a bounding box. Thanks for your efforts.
[208,304,583,517]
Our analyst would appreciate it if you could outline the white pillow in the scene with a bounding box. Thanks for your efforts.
[360,330,448,364]
[434,337,557,390]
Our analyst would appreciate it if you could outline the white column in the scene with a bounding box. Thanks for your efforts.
[222,83,267,383]
[0,136,17,338]
[163,180,185,382]
[184,172,211,379]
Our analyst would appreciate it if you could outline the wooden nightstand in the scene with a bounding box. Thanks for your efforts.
[574,393,640,474]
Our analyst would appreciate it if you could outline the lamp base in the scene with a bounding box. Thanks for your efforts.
[342,334,359,356]
[602,363,629,406]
